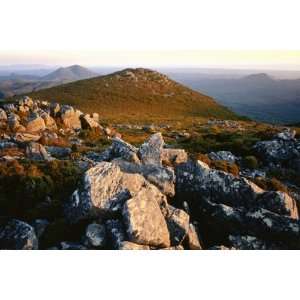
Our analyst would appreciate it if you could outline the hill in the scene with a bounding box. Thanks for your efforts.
[27,68,241,124]
[42,65,98,82]
[167,71,300,124]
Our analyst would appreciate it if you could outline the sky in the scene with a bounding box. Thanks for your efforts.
[1,0,300,68]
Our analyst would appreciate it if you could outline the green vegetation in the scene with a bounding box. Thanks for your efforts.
[26,68,241,125]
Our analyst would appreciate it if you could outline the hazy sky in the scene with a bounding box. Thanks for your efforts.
[1,0,300,68]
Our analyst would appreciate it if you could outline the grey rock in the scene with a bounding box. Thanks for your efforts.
[122,187,170,248]
[208,151,237,163]
[228,235,282,250]
[110,138,140,163]
[0,219,38,250]
[65,162,150,222]
[46,146,71,158]
[138,133,164,165]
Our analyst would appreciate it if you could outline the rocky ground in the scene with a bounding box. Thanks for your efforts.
[0,96,300,250]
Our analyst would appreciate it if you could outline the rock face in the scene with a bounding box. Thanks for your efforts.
[65,162,153,222]
[0,219,38,250]
[122,187,170,248]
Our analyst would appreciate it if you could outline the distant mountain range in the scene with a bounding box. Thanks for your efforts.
[0,65,98,98]
[26,68,239,124]
[166,71,300,124]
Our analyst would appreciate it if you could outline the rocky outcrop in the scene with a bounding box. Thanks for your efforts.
[25,112,46,132]
[0,219,38,250]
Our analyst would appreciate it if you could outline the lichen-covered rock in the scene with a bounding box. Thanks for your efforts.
[166,205,190,246]
[60,105,82,130]
[122,187,170,248]
[105,219,126,249]
[84,223,107,248]
[138,133,164,165]
[208,151,237,163]
[119,241,150,250]
[176,160,264,209]
[228,235,283,250]
[26,142,52,161]
[258,191,299,219]
[0,219,38,250]
[65,162,151,222]
[110,138,140,163]
[26,112,46,132]
[161,148,188,166]
[112,158,175,197]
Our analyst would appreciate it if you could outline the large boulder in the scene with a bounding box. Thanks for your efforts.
[60,105,82,130]
[25,112,46,132]
[112,158,175,197]
[7,113,25,132]
[0,219,38,250]
[138,133,164,165]
[176,160,264,209]
[122,187,170,248]
[26,142,52,161]
[40,112,57,130]
[65,162,165,222]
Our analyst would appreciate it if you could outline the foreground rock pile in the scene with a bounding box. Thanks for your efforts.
[0,97,300,250]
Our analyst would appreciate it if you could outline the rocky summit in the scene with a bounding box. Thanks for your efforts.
[0,96,300,250]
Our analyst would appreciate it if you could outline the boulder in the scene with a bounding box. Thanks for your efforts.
[276,128,296,141]
[0,108,7,121]
[110,138,140,164]
[105,219,126,249]
[176,160,264,209]
[26,112,46,132]
[50,102,60,117]
[208,151,237,163]
[258,191,299,219]
[122,187,170,248]
[65,162,153,222]
[138,133,164,165]
[8,113,24,132]
[0,219,38,250]
[166,205,190,246]
[161,148,188,166]
[91,113,100,123]
[112,158,175,197]
[80,114,101,130]
[60,105,82,130]
[84,223,107,248]
[119,241,150,250]
[14,132,41,142]
[26,142,52,161]
[46,146,71,158]
[40,112,57,130]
